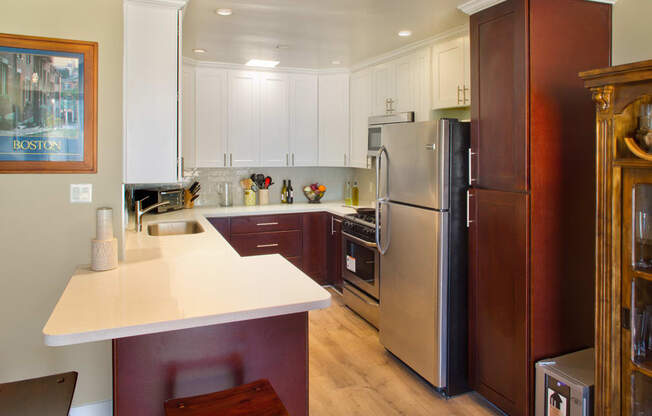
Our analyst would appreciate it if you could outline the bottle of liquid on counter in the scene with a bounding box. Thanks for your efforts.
[344,181,352,206]
[352,181,359,206]
[281,180,287,204]
[287,180,294,204]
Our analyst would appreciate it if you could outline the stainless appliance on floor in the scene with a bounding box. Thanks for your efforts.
[535,348,594,416]
[376,118,470,396]
[341,209,380,328]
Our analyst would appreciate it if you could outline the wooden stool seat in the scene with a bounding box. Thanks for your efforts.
[0,371,77,416]
[164,379,290,416]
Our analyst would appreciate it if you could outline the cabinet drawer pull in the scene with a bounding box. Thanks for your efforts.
[256,222,279,226]
[257,243,279,248]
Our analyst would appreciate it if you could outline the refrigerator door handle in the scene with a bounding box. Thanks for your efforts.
[376,145,389,201]
[376,197,390,255]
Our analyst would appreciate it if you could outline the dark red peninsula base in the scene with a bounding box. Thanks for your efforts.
[112,312,308,415]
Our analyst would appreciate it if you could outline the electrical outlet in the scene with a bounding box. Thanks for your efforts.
[70,184,92,203]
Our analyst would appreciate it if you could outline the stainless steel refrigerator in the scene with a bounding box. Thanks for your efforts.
[376,118,470,395]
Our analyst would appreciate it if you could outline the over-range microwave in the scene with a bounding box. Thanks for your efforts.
[367,111,415,157]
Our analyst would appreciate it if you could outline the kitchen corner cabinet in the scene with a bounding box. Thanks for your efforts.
[207,213,329,285]
[431,34,470,109]
[124,0,184,183]
[319,73,350,167]
[468,0,611,415]
[580,59,652,416]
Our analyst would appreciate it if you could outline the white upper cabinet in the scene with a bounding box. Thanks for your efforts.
[349,69,372,168]
[260,72,289,167]
[371,63,396,115]
[431,33,470,109]
[319,73,350,167]
[228,70,260,167]
[289,74,319,167]
[124,1,183,183]
[194,67,227,167]
[358,47,432,124]
[181,66,195,169]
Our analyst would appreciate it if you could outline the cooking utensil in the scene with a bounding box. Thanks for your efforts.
[190,194,199,203]
[188,181,200,194]
[251,182,259,192]
[264,176,272,189]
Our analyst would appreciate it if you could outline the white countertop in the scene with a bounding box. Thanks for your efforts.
[43,202,364,346]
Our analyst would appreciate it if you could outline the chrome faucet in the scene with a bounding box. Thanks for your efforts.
[135,197,170,232]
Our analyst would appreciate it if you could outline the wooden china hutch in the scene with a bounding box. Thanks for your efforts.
[580,60,652,416]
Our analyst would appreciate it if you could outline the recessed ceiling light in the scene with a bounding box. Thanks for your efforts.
[193,48,206,54]
[331,60,341,65]
[276,44,290,49]
[398,30,412,37]
[216,8,232,16]
[245,59,280,68]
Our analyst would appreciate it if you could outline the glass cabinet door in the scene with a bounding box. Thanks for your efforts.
[622,170,652,416]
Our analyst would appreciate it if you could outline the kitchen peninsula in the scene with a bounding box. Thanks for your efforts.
[41,203,367,415]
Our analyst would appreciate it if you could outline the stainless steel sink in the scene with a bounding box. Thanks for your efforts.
[147,221,204,236]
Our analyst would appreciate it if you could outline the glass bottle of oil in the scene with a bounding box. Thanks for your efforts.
[352,181,359,206]
[344,181,352,206]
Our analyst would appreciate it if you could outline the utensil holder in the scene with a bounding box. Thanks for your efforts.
[258,189,269,205]
[244,189,256,206]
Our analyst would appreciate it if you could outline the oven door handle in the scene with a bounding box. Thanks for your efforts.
[342,231,378,248]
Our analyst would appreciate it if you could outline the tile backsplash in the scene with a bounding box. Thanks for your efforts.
[183,166,376,207]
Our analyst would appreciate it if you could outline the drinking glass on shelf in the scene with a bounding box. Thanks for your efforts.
[635,211,652,269]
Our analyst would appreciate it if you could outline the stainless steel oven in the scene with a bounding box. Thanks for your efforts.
[342,231,379,299]
[341,213,380,328]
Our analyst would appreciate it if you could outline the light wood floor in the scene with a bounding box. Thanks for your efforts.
[309,289,502,416]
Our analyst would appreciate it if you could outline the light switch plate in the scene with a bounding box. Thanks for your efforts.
[70,184,92,203]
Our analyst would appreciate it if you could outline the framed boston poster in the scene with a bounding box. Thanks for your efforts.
[0,33,97,173]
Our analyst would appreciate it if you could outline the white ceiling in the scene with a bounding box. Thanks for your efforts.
[182,0,469,69]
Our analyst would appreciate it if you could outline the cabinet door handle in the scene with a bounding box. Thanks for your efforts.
[256,222,279,226]
[230,153,233,166]
[463,85,470,104]
[466,190,475,228]
[468,148,478,185]
[257,243,279,248]
[286,153,289,166]
[224,153,227,167]
[344,153,347,166]
[292,153,295,166]
[457,86,463,105]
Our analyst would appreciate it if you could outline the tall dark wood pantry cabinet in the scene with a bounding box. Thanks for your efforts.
[467,0,611,415]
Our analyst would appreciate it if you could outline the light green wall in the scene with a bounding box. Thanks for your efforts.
[613,0,652,65]
[0,0,122,406]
